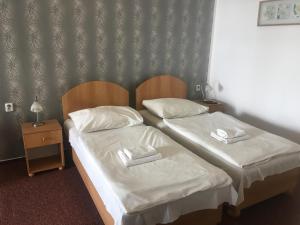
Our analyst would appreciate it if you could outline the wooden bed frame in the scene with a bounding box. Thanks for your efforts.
[136,75,300,216]
[62,80,222,225]
[136,75,187,110]
[62,81,129,120]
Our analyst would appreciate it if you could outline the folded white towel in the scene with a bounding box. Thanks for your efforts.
[118,150,162,167]
[123,145,157,160]
[216,127,246,139]
[211,131,250,144]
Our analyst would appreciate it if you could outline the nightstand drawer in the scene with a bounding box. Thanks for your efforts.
[23,130,62,148]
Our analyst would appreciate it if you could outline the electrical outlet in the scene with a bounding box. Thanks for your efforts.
[195,84,201,92]
[5,103,14,112]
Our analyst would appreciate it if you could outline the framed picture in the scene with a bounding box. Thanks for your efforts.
[258,0,300,26]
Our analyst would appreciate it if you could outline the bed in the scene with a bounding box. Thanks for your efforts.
[61,81,236,225]
[135,75,300,216]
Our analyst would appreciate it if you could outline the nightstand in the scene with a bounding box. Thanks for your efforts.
[194,100,225,113]
[21,119,65,177]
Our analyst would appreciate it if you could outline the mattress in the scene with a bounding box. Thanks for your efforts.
[65,120,236,225]
[139,110,300,205]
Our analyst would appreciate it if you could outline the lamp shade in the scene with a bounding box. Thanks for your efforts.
[30,99,43,113]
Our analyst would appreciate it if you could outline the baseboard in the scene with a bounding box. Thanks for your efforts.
[0,156,24,163]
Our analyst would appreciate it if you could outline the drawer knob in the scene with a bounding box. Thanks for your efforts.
[42,137,45,142]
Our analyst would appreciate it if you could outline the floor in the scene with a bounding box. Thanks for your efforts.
[1,159,300,225]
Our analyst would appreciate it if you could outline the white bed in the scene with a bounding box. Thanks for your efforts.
[135,75,300,216]
[64,119,236,225]
[61,81,237,225]
[140,109,300,205]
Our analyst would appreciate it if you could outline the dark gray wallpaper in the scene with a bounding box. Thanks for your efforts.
[0,0,215,160]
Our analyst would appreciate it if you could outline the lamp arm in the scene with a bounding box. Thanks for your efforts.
[200,84,205,100]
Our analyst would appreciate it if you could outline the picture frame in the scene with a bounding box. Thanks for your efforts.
[258,0,300,26]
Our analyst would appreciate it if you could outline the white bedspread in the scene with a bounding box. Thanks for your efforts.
[140,110,300,205]
[73,125,233,214]
[164,112,300,168]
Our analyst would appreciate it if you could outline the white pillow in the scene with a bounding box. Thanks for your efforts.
[142,98,208,119]
[69,106,143,132]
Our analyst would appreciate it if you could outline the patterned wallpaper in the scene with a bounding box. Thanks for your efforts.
[0,0,215,160]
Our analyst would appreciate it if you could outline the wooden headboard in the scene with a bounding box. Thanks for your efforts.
[62,81,129,120]
[135,75,187,110]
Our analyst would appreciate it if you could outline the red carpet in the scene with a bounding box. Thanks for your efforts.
[1,159,300,225]
[0,159,102,225]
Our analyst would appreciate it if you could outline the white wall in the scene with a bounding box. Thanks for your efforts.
[209,0,300,143]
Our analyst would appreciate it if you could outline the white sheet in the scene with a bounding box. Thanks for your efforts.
[75,125,234,213]
[139,110,169,130]
[66,120,237,225]
[164,112,300,168]
[139,110,300,205]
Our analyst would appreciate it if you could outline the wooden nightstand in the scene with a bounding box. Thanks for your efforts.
[193,100,225,113]
[21,119,65,177]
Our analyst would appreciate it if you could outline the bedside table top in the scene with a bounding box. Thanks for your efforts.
[193,99,223,106]
[193,99,225,113]
[21,119,62,135]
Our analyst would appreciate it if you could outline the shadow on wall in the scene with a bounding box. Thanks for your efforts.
[0,122,24,160]
[224,105,300,145]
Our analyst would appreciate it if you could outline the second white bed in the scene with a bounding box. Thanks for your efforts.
[139,110,300,205]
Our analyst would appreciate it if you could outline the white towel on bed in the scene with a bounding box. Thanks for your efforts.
[118,150,162,167]
[123,145,157,160]
[210,131,250,144]
[216,127,246,139]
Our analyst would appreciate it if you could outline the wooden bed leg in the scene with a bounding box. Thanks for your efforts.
[226,205,241,218]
